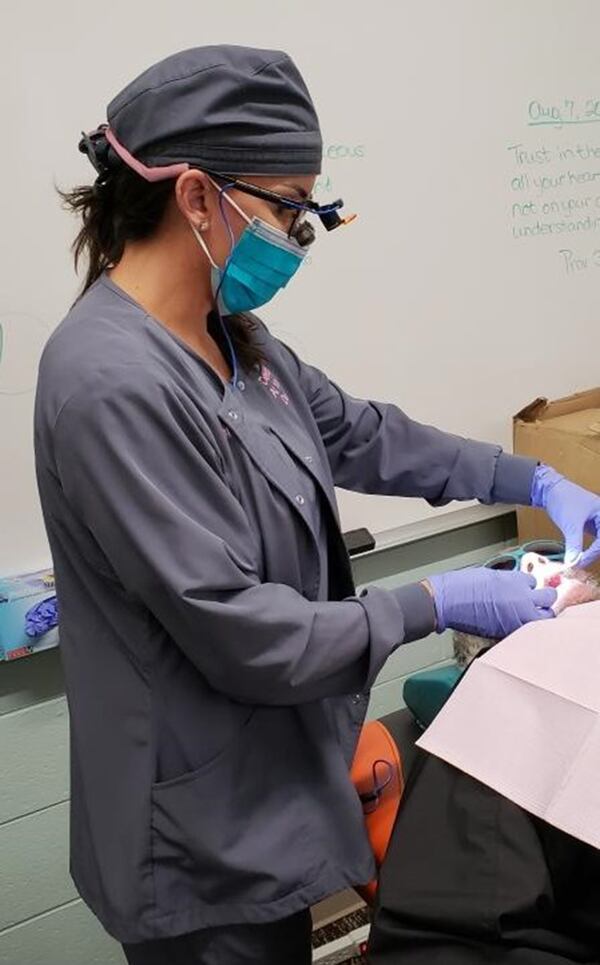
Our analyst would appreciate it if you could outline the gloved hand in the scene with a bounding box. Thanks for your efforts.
[427,567,556,637]
[531,464,600,568]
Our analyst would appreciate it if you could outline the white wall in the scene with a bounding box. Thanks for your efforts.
[3,0,600,572]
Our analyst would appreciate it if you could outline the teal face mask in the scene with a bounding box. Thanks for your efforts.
[190,182,307,315]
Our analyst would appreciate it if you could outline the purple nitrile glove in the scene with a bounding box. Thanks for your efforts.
[24,596,58,638]
[531,464,600,568]
[428,567,556,638]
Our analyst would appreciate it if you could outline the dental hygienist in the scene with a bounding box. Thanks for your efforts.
[34,45,600,965]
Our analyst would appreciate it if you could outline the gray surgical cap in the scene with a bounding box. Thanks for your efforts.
[81,45,323,179]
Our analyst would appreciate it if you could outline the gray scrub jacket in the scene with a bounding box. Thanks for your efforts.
[34,272,536,942]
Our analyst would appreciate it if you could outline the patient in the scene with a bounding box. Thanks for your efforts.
[368,553,600,965]
[454,551,600,666]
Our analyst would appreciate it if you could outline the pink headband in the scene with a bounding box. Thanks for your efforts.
[104,126,190,182]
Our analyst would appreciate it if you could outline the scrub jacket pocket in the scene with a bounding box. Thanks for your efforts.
[150,708,321,914]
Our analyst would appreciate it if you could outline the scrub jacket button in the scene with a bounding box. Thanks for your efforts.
[304,455,313,464]
[295,494,305,506]
[228,410,239,421]
[237,380,246,391]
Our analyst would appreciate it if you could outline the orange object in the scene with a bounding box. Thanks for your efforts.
[349,720,405,904]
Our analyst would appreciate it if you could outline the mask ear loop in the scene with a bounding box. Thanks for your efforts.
[190,223,219,269]
[211,180,241,388]
[190,178,253,389]
[209,176,252,233]
[204,177,250,390]
[190,227,239,388]
[190,178,237,275]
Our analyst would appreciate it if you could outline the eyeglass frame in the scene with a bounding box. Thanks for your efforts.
[192,166,348,245]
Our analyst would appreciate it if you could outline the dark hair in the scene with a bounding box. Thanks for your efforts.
[57,167,265,372]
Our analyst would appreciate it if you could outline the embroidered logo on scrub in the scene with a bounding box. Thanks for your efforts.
[258,365,289,405]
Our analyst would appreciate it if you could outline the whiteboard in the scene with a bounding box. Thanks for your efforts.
[4,0,600,574]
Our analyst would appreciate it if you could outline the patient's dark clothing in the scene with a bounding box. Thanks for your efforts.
[368,750,600,964]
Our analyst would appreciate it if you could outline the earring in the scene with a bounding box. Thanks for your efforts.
[197,221,209,232]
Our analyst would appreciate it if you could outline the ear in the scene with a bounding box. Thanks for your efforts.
[174,170,214,228]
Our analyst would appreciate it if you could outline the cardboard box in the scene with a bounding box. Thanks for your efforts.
[513,387,600,579]
[0,569,58,661]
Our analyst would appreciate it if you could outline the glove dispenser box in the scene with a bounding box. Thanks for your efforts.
[0,569,58,661]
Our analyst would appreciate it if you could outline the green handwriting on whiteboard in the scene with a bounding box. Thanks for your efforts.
[322,144,366,160]
[528,98,600,127]
[559,248,600,274]
[314,174,333,195]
